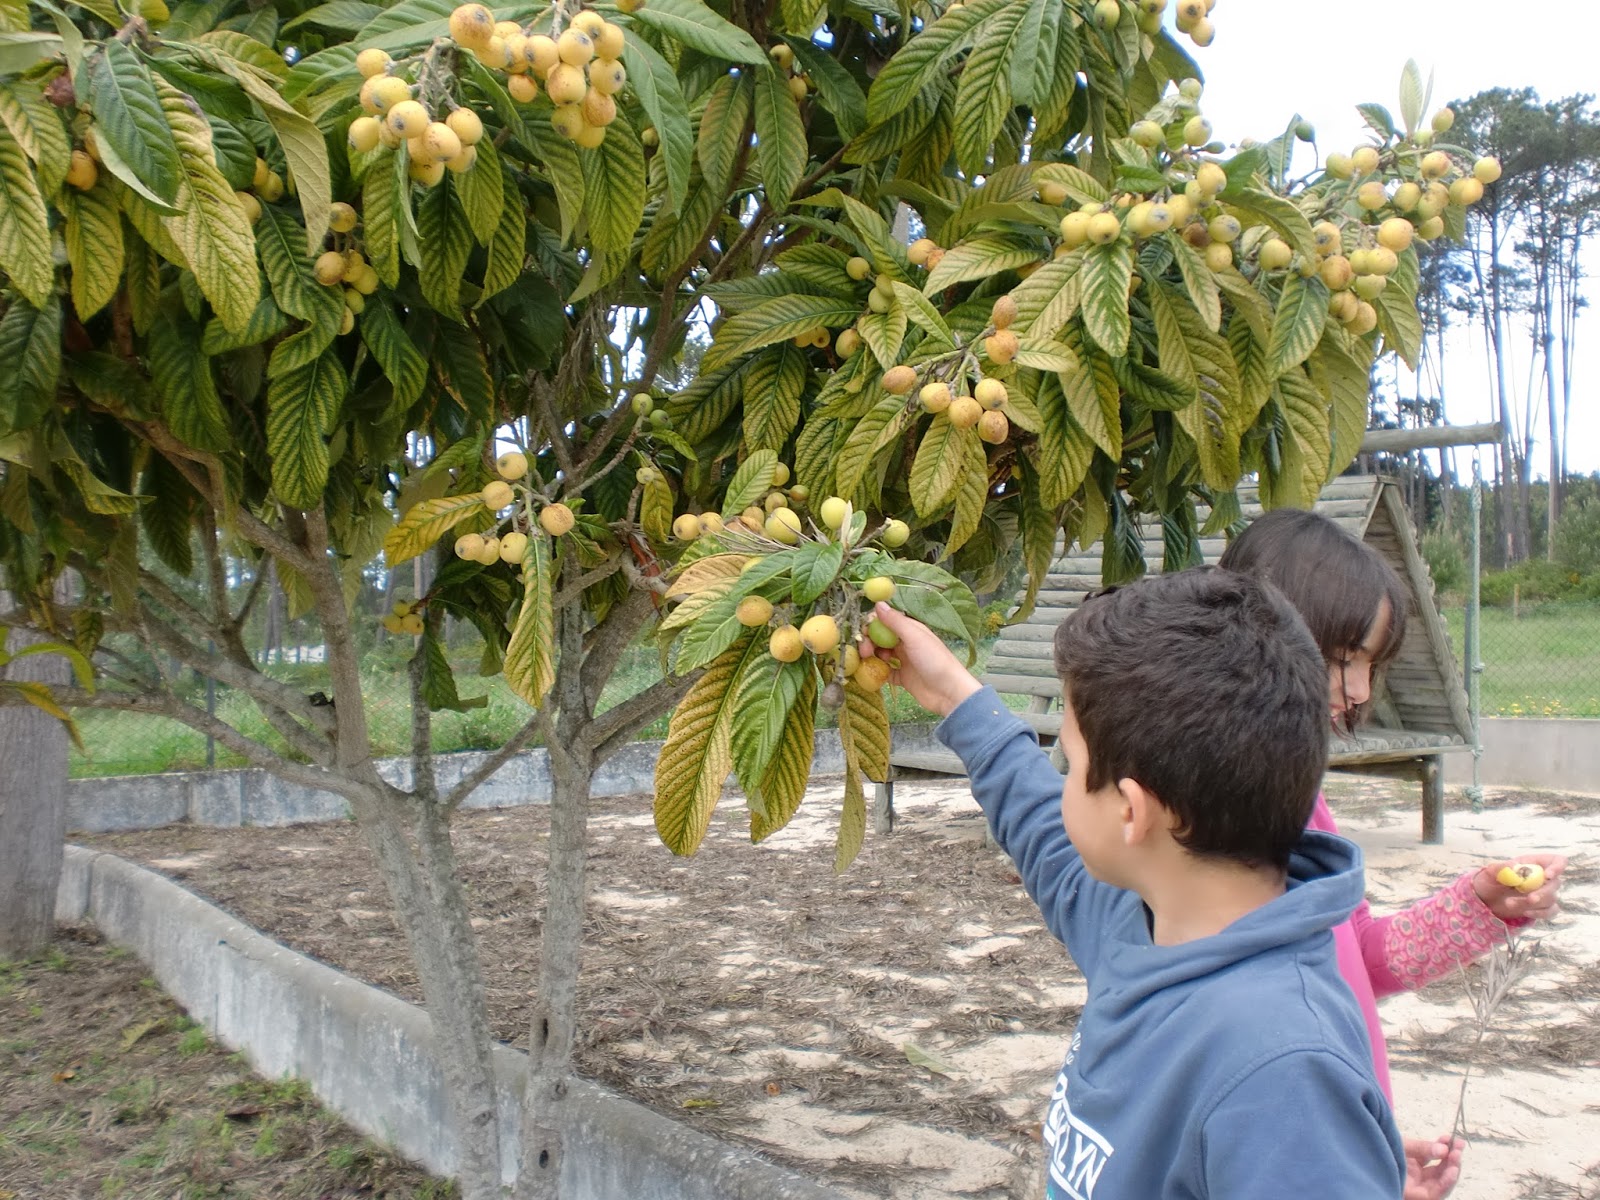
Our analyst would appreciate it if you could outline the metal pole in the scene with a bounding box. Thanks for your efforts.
[1464,462,1484,812]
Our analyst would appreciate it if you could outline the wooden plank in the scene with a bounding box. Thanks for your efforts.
[981,672,1064,698]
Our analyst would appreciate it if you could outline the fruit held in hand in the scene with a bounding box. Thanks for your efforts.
[538,502,575,536]
[865,616,899,649]
[1496,863,1546,893]
[736,595,774,627]
[854,655,891,690]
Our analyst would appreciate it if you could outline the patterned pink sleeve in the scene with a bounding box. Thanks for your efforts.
[1352,872,1522,997]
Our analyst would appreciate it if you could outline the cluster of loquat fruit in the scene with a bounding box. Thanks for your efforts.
[308,201,381,333]
[381,601,426,636]
[1081,0,1218,47]
[711,475,911,694]
[450,450,579,567]
[766,42,813,102]
[445,3,630,148]
[347,47,488,186]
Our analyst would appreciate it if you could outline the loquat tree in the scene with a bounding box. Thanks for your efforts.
[0,0,1495,1188]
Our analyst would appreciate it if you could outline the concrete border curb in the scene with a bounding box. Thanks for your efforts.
[55,845,846,1200]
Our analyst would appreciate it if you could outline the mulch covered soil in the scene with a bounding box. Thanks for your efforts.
[72,777,1600,1200]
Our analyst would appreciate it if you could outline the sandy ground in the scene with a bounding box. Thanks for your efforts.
[77,776,1599,1200]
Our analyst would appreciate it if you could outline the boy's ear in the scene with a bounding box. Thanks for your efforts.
[1116,777,1172,847]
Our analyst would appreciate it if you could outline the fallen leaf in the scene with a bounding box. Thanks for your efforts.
[53,1068,77,1083]
[680,1097,721,1109]
[902,1042,959,1078]
[224,1104,267,1121]
[120,1019,161,1050]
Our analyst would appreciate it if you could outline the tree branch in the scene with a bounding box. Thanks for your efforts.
[578,584,656,713]
[440,710,545,813]
[300,507,374,774]
[585,674,698,763]
[550,558,625,611]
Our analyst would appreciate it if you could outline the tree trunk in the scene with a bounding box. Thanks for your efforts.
[515,592,594,1200]
[356,802,508,1200]
[0,605,71,958]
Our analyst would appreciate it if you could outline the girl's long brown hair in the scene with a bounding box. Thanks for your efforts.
[1218,508,1408,730]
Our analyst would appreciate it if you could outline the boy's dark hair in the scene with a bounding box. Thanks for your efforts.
[1218,508,1408,729]
[1052,568,1329,870]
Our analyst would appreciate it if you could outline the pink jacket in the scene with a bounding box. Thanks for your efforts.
[1308,794,1519,1099]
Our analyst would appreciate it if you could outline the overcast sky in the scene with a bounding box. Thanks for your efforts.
[1173,0,1598,478]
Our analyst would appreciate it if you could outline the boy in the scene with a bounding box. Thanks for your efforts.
[865,568,1405,1199]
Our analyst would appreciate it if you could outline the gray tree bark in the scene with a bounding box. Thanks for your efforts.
[0,613,71,958]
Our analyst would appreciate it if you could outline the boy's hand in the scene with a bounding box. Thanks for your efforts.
[1403,1134,1463,1200]
[1471,853,1566,923]
[860,603,981,718]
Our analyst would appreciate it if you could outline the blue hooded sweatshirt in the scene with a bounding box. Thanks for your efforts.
[939,687,1406,1200]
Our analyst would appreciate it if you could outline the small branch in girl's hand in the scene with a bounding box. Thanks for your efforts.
[1449,930,1543,1147]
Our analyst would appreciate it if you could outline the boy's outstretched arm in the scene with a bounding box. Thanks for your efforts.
[863,605,1103,955]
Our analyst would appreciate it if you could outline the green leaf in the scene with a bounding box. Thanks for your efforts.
[1033,372,1092,506]
[720,448,779,517]
[835,391,911,502]
[1013,336,1077,373]
[753,63,806,210]
[1398,59,1425,136]
[782,35,866,139]
[148,316,230,451]
[1167,233,1221,332]
[0,122,51,307]
[360,294,428,409]
[696,72,751,192]
[456,134,504,245]
[0,78,70,197]
[1032,162,1109,206]
[833,701,865,873]
[1228,312,1272,424]
[504,532,556,707]
[60,181,124,320]
[1265,273,1328,377]
[266,347,347,509]
[909,417,967,516]
[1222,187,1317,263]
[526,112,586,245]
[580,114,646,255]
[952,0,1029,176]
[1060,338,1120,459]
[362,149,405,287]
[1010,248,1086,339]
[655,635,759,856]
[138,454,195,576]
[790,541,844,606]
[79,42,184,208]
[0,297,60,437]
[478,164,526,305]
[641,473,674,543]
[156,79,260,334]
[922,231,1043,294]
[432,320,493,422]
[1274,367,1333,507]
[731,651,805,803]
[888,280,953,344]
[202,294,289,353]
[1371,254,1423,370]
[857,307,907,371]
[416,178,474,317]
[418,626,485,712]
[702,295,862,372]
[743,342,808,455]
[0,32,64,77]
[257,203,334,320]
[628,0,764,63]
[284,1,385,33]
[1152,283,1243,490]
[944,432,987,558]
[865,0,1011,125]
[1080,240,1132,356]
[746,665,815,842]
[55,451,142,516]
[621,36,692,212]
[1309,331,1372,479]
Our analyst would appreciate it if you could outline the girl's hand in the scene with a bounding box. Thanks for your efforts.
[1403,1135,1464,1200]
[860,603,981,718]
[1472,853,1567,923]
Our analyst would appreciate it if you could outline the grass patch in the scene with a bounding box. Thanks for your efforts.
[1442,601,1600,717]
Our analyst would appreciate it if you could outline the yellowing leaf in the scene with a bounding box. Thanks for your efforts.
[655,636,758,856]
[667,553,754,598]
[504,533,555,707]
[383,493,487,567]
[61,181,124,319]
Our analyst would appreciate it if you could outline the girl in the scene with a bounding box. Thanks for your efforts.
[1218,507,1567,1200]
